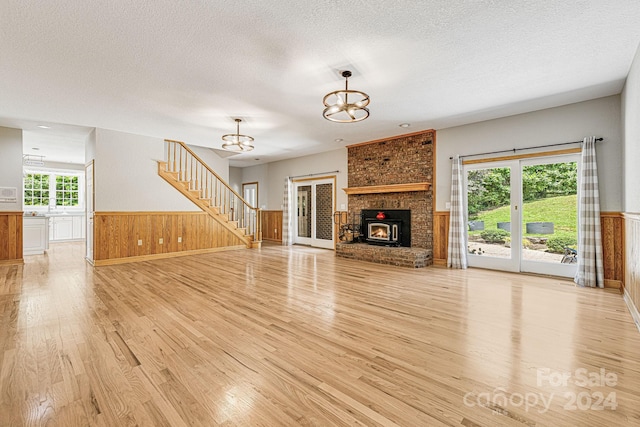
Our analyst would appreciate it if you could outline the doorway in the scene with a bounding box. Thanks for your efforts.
[464,154,580,277]
[293,177,335,249]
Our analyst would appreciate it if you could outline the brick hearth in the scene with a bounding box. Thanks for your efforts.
[336,243,432,268]
[338,130,435,268]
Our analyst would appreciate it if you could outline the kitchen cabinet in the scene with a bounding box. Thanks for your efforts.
[49,214,86,241]
[23,216,49,255]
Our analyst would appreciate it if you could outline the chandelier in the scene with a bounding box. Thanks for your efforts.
[221,118,254,152]
[322,70,370,123]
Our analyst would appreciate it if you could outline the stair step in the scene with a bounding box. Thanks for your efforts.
[158,157,259,249]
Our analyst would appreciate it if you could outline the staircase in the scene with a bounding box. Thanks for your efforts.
[158,139,261,249]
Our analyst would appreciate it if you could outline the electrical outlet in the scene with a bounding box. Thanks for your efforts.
[137,239,143,246]
[158,238,163,244]
[178,236,182,243]
[445,202,451,209]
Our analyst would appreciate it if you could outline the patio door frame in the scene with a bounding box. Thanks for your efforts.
[464,153,581,277]
[464,160,521,272]
[292,176,336,249]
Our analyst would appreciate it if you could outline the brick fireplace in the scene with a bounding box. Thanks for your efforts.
[336,130,434,267]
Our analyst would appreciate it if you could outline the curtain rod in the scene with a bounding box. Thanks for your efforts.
[289,170,339,179]
[449,138,603,160]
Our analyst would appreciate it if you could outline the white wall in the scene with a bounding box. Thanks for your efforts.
[0,126,24,211]
[41,161,84,171]
[239,164,269,209]
[94,128,200,211]
[187,145,229,183]
[85,128,96,162]
[436,95,623,211]
[622,43,640,213]
[228,167,243,196]
[236,148,348,211]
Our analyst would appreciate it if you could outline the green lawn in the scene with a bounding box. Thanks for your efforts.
[470,194,577,237]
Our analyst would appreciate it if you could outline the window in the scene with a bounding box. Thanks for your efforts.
[56,175,79,206]
[24,173,50,206]
[23,170,83,209]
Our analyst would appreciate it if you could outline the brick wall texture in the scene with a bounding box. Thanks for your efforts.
[315,183,333,240]
[347,131,434,250]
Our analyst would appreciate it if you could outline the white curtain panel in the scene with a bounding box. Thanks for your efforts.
[447,155,468,269]
[574,136,604,288]
[282,177,293,246]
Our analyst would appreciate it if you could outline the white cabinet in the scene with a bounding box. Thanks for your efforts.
[72,215,85,239]
[53,216,73,240]
[49,215,86,241]
[24,217,49,255]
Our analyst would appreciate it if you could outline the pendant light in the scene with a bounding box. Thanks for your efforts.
[222,118,254,152]
[323,70,370,123]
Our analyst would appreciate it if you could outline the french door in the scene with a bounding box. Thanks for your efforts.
[293,178,335,249]
[464,154,580,277]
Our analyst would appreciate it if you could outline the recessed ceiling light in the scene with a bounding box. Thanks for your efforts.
[32,147,40,151]
[37,125,51,129]
[399,123,410,128]
[334,138,344,143]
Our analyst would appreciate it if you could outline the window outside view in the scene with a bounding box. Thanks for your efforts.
[467,161,578,263]
[24,172,81,208]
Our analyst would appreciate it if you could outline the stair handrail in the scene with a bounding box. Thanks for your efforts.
[164,139,261,244]
[165,139,257,209]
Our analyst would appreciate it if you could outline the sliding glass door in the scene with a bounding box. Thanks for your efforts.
[465,155,579,277]
[293,178,335,249]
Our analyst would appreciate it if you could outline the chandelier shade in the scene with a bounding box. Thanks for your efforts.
[222,118,254,152]
[323,70,370,123]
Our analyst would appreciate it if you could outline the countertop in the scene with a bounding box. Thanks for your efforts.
[24,212,85,218]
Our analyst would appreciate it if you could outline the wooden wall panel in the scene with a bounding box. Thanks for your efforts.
[93,211,245,264]
[433,211,450,266]
[601,212,624,289]
[624,213,640,321]
[0,212,23,263]
[261,210,283,242]
[429,211,623,282]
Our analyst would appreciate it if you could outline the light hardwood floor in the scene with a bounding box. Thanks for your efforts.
[1,242,640,426]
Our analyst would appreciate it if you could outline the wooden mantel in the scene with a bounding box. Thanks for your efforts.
[343,182,431,195]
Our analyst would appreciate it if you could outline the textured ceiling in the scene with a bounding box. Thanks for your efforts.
[1,1,640,166]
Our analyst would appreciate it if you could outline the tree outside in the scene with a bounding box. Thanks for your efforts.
[467,162,578,257]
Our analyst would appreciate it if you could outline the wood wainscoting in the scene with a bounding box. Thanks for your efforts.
[433,211,450,266]
[94,211,246,265]
[432,211,625,288]
[624,213,640,328]
[0,211,23,264]
[261,210,283,243]
[601,212,625,289]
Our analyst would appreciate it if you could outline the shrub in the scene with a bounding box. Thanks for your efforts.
[480,229,510,243]
[547,235,577,253]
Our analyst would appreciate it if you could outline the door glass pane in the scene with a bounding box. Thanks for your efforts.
[315,183,333,241]
[521,161,578,263]
[467,167,511,259]
[297,186,311,238]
